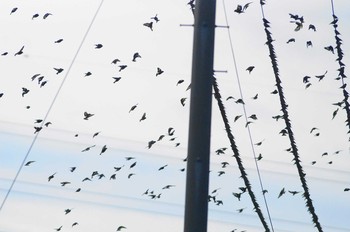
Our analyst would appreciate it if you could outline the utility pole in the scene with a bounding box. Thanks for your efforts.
[184,0,217,232]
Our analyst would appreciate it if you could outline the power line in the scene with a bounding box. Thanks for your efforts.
[0,0,105,213]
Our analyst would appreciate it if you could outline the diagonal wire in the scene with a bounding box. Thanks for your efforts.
[0,0,105,213]
[221,0,275,231]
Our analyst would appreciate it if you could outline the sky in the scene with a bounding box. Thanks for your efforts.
[0,0,350,232]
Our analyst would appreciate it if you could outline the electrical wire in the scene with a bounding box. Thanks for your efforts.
[221,0,275,231]
[0,0,105,213]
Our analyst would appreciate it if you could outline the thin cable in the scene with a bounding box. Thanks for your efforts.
[221,0,275,231]
[0,0,105,213]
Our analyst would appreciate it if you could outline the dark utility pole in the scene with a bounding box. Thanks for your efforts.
[184,0,217,232]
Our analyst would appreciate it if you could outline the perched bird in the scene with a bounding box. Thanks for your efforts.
[14,46,24,56]
[132,52,141,62]
[95,44,103,49]
[286,38,295,44]
[84,111,94,120]
[43,13,52,19]
[10,7,18,15]
[143,22,153,31]
[246,66,255,74]
[156,67,164,76]
[303,75,311,83]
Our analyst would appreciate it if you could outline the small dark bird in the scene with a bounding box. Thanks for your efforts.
[114,165,124,172]
[324,46,334,53]
[72,222,79,227]
[278,188,285,198]
[54,68,64,74]
[129,162,137,169]
[139,113,146,122]
[232,192,242,201]
[110,174,116,180]
[156,67,164,76]
[54,39,64,43]
[43,13,52,19]
[236,208,245,213]
[344,188,350,192]
[303,76,311,83]
[92,131,100,138]
[180,97,187,106]
[32,13,39,19]
[82,177,91,182]
[162,185,175,190]
[306,41,313,48]
[308,24,316,31]
[85,71,92,77]
[254,140,264,146]
[125,157,135,161]
[235,99,245,104]
[118,65,127,72]
[151,14,160,23]
[157,135,165,141]
[14,46,24,56]
[143,22,153,31]
[168,127,175,136]
[25,161,35,166]
[226,96,234,101]
[75,188,81,192]
[311,161,317,165]
[99,145,107,155]
[315,70,327,81]
[34,126,42,133]
[128,173,135,179]
[64,208,72,215]
[221,161,229,168]
[310,127,319,134]
[48,172,56,182]
[95,44,103,49]
[44,122,51,127]
[60,181,71,186]
[234,2,252,14]
[147,140,156,149]
[132,52,141,62]
[1,52,8,56]
[293,21,303,31]
[248,114,258,120]
[10,7,18,15]
[218,171,225,176]
[40,81,47,88]
[270,89,278,94]
[55,226,62,231]
[252,93,258,100]
[81,145,96,152]
[256,153,263,161]
[158,164,168,171]
[22,87,30,97]
[117,226,127,231]
[111,58,120,64]
[288,190,300,196]
[70,167,76,172]
[246,66,255,74]
[332,108,339,120]
[129,103,138,113]
[112,77,121,83]
[84,111,94,120]
[176,79,184,86]
[286,38,295,44]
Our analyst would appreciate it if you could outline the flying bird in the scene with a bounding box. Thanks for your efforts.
[308,24,316,31]
[43,13,52,19]
[278,188,285,198]
[116,226,127,231]
[81,145,96,152]
[60,181,71,186]
[147,140,156,149]
[14,46,24,56]
[22,87,30,97]
[158,164,168,171]
[84,111,94,120]
[25,161,35,166]
[180,97,187,106]
[10,7,18,15]
[139,112,146,122]
[156,67,164,76]
[129,103,138,113]
[324,46,334,53]
[55,226,62,231]
[132,52,141,62]
[95,43,103,49]
[112,77,121,83]
[129,162,137,169]
[111,58,120,64]
[234,2,252,14]
[92,131,101,138]
[176,79,184,86]
[315,70,327,81]
[286,38,295,44]
[54,68,64,74]
[85,71,92,77]
[143,22,153,31]
[246,66,255,74]
[54,39,64,43]
[288,190,300,196]
[48,172,56,182]
[306,41,313,48]
[118,65,127,72]
[99,145,107,155]
[32,13,39,19]
[151,14,160,23]
[332,108,339,120]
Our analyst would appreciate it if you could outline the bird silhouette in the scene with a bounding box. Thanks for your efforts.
[92,131,100,138]
[116,226,127,231]
[43,13,52,19]
[81,145,96,152]
[10,7,18,15]
[111,58,120,64]
[85,71,92,77]
[129,162,137,169]
[129,103,138,113]
[48,172,56,182]
[70,167,76,172]
[332,108,339,120]
[22,88,29,97]
[25,161,35,166]
[132,52,141,62]
[32,13,39,19]
[14,46,24,56]
[324,45,334,53]
[128,173,135,179]
[55,226,62,231]
[1,52,8,56]
[308,24,316,31]
[54,39,63,43]
[99,145,107,155]
[168,127,175,136]
[34,126,42,133]
[143,22,153,31]
[158,164,168,171]
[110,174,116,180]
[286,38,295,43]
[60,181,71,186]
[176,79,184,86]
[64,208,72,215]
[151,14,160,23]
[54,68,64,74]
[147,140,156,149]
[72,222,79,227]
[139,113,146,122]
[246,66,255,74]
[112,77,121,83]
[278,188,285,198]
[315,70,327,81]
[303,76,311,83]
[256,153,263,161]
[234,2,252,14]
[162,185,175,189]
[180,97,187,106]
[306,41,313,48]
[288,190,300,196]
[84,112,94,120]
[95,44,103,49]
[156,67,164,76]
[118,65,127,72]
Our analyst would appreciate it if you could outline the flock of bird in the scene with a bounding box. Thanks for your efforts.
[0,1,349,232]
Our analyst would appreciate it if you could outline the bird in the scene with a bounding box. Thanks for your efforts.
[180,97,187,106]
[99,145,107,155]
[128,173,135,179]
[54,39,64,43]
[270,89,278,94]
[114,165,124,172]
[32,13,39,19]
[132,52,141,62]
[315,71,327,81]
[64,208,73,215]
[176,79,184,86]
[248,114,258,120]
[246,66,255,74]
[110,174,116,180]
[14,46,24,56]
[72,222,79,227]
[10,7,18,15]
[252,93,258,100]
[55,226,62,231]
[221,162,229,168]
[118,65,127,72]
[236,208,245,213]
[147,140,156,149]
[34,126,42,133]
[139,113,146,122]
[60,181,71,186]
[84,111,94,120]
[82,177,91,182]
[111,58,120,64]
[310,127,319,134]
[254,140,264,146]
[48,172,56,182]
[143,22,153,31]
[1,52,8,56]
[151,14,160,23]
[95,44,103,49]
[70,167,76,172]
[43,13,52,19]
[129,162,137,169]
[168,127,175,136]
[22,88,30,97]
[256,153,263,161]
[286,38,295,44]
[278,188,285,198]
[344,188,350,192]
[129,103,138,113]
[293,21,303,31]
[324,45,334,53]
[288,190,300,196]
[218,171,225,176]
[308,24,316,31]
[157,135,165,141]
[54,68,64,74]
[303,76,311,83]
[85,71,92,77]
[158,164,168,171]
[235,98,245,104]
[125,157,135,161]
[162,185,175,190]
[156,67,164,76]
[306,41,313,48]
[116,226,127,231]
[112,77,121,83]
[232,192,242,201]
[332,108,339,120]
[234,2,252,14]
[226,96,234,101]
[81,145,96,152]
[25,161,35,166]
